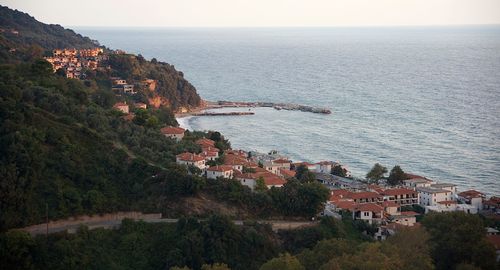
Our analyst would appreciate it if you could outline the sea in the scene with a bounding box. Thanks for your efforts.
[76,26,500,195]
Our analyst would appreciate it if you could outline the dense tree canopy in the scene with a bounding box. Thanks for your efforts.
[366,163,388,183]
[422,212,497,270]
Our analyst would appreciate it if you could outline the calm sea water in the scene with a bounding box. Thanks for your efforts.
[77,27,500,195]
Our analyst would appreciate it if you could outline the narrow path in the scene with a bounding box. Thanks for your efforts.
[19,217,317,236]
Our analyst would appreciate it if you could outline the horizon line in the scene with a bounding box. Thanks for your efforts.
[70,23,500,29]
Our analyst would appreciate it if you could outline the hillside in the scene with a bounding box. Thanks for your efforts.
[0,5,201,110]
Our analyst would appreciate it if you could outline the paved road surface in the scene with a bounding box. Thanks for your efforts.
[20,218,316,236]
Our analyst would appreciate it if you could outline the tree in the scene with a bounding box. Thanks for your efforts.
[382,227,434,270]
[422,212,496,270]
[331,165,346,177]
[366,163,387,183]
[295,165,316,183]
[255,177,268,192]
[387,165,406,186]
[260,253,305,270]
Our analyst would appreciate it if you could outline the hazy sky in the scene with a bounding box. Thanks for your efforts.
[3,0,500,27]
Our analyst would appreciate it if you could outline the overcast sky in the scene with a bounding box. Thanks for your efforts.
[2,0,500,27]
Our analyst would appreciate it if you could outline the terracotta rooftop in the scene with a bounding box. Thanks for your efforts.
[349,191,383,200]
[264,175,286,186]
[176,152,204,162]
[279,169,296,178]
[458,190,485,200]
[333,200,357,211]
[400,211,419,216]
[196,138,215,147]
[355,203,384,212]
[160,126,185,135]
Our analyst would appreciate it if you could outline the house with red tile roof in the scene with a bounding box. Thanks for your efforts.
[353,203,384,224]
[458,190,486,211]
[176,152,206,170]
[195,138,215,147]
[160,126,185,141]
[234,171,286,190]
[279,168,296,179]
[272,158,292,170]
[206,165,233,179]
[113,102,129,114]
[201,151,219,161]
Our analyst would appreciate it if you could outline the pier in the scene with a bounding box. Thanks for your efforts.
[192,111,255,116]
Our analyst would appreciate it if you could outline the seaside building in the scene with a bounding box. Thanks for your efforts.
[404,178,434,189]
[381,188,419,206]
[176,152,206,170]
[457,190,486,211]
[206,165,233,179]
[352,203,384,224]
[417,187,453,207]
[160,126,185,141]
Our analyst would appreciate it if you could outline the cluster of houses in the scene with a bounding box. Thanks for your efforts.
[321,173,500,241]
[110,77,156,96]
[163,126,360,191]
[44,48,105,79]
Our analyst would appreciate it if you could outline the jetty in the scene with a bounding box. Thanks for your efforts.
[208,100,332,114]
[192,111,255,116]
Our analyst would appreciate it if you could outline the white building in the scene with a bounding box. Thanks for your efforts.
[417,187,453,207]
[353,203,384,225]
[176,152,206,170]
[160,126,185,141]
[404,178,434,189]
[206,165,233,179]
[425,201,478,214]
[457,190,485,211]
[431,183,457,196]
[316,161,334,174]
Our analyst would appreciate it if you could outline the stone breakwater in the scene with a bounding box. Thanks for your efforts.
[209,100,332,114]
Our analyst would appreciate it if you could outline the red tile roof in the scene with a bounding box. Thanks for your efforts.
[201,151,218,157]
[202,146,220,153]
[333,201,357,211]
[350,191,383,200]
[176,152,205,162]
[207,165,233,172]
[196,138,215,147]
[355,203,384,212]
[458,190,485,200]
[279,169,296,178]
[263,175,286,186]
[273,158,291,164]
[160,126,185,135]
